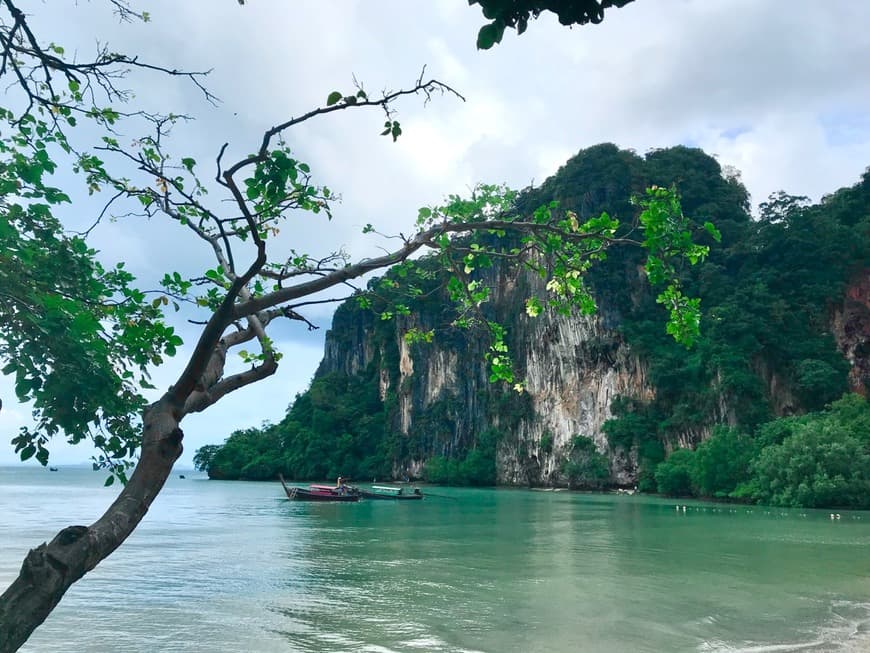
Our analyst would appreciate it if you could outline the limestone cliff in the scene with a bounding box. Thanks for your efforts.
[318,251,657,485]
[832,270,870,397]
[312,145,869,487]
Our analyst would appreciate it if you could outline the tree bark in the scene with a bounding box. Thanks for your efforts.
[0,400,183,653]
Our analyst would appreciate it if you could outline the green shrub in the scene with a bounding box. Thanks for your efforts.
[690,427,754,498]
[240,455,280,480]
[540,431,554,456]
[561,435,610,489]
[749,422,868,508]
[423,429,501,486]
[655,448,695,496]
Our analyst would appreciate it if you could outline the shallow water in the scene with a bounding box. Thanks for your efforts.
[1,466,867,652]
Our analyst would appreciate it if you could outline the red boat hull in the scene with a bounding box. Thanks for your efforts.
[279,475,360,502]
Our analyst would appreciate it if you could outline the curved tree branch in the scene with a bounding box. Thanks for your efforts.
[183,357,278,415]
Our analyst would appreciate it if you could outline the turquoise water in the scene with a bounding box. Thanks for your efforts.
[1,466,868,652]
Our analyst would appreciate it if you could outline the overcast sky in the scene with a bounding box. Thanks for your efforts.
[2,0,869,466]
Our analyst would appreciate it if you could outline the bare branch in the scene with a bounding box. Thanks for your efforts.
[166,237,266,409]
[262,305,321,331]
[74,189,125,236]
[231,215,630,320]
[183,356,278,415]
[0,0,218,126]
[221,77,465,182]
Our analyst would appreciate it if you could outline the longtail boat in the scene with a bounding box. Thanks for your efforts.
[359,484,424,500]
[279,475,360,502]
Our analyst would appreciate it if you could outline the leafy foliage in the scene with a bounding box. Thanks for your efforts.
[741,394,869,508]
[596,147,867,478]
[653,395,869,508]
[406,180,708,386]
[196,369,391,482]
[560,435,610,489]
[471,0,636,49]
[424,428,501,486]
[654,448,694,497]
[0,110,181,475]
[202,427,284,481]
[689,427,754,498]
[192,445,221,472]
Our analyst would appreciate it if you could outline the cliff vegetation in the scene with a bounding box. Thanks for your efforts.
[196,144,870,509]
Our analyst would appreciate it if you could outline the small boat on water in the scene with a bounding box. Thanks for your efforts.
[279,475,360,502]
[359,485,424,500]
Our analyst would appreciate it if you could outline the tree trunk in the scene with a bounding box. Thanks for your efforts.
[0,401,183,653]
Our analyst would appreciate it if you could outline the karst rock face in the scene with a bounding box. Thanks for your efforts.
[315,145,869,486]
[833,270,870,397]
[319,255,654,484]
[318,273,867,486]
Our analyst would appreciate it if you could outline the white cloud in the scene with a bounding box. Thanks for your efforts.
[0,402,26,435]
[427,37,471,86]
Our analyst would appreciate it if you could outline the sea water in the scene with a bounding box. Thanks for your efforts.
[1,466,867,652]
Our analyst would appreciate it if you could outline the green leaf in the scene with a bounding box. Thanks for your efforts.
[476,22,505,50]
[703,221,722,242]
[525,297,543,317]
[326,91,342,106]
